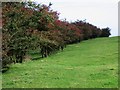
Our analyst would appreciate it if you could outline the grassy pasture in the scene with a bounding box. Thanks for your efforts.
[2,37,118,88]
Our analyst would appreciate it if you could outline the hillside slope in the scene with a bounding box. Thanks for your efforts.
[2,37,118,88]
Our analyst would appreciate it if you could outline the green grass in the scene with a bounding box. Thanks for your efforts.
[2,37,118,88]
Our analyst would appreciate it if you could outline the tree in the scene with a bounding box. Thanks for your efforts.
[100,27,111,37]
[2,2,36,69]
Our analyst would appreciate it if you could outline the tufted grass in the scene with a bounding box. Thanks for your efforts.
[2,36,118,88]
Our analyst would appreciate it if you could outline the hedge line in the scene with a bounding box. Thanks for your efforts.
[2,2,111,72]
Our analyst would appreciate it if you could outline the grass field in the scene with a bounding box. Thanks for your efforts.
[2,37,118,88]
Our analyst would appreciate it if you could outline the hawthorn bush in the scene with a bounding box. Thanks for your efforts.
[100,27,111,37]
[73,20,102,40]
[2,2,37,70]
[2,2,111,72]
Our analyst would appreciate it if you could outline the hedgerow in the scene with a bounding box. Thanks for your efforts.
[2,2,111,72]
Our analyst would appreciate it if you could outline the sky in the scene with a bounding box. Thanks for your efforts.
[33,0,118,36]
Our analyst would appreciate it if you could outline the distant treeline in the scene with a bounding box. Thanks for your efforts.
[2,2,111,72]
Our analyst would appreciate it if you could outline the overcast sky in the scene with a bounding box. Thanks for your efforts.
[33,0,118,36]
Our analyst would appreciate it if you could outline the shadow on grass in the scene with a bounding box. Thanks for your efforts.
[31,56,43,60]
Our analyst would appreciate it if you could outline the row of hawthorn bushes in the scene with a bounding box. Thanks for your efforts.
[2,2,111,72]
